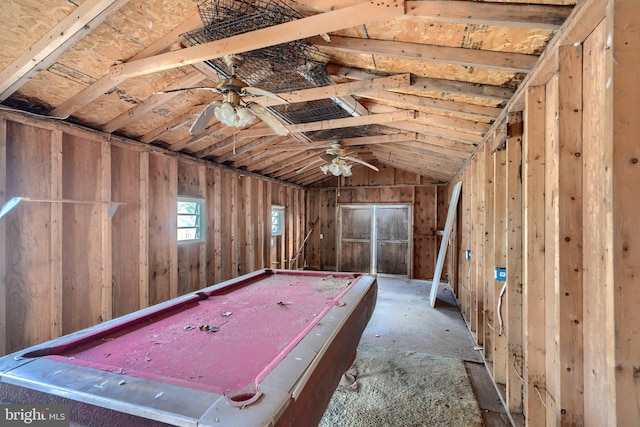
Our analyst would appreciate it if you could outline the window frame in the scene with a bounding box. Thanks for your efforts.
[271,205,284,236]
[177,196,205,244]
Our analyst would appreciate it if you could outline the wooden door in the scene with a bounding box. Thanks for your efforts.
[376,206,410,275]
[339,205,411,276]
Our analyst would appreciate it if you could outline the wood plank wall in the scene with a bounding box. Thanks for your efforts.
[450,1,640,425]
[306,164,447,279]
[0,111,305,355]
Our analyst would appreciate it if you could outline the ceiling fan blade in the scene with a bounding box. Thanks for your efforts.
[244,87,288,104]
[319,153,335,163]
[343,156,380,172]
[154,87,220,95]
[296,158,324,174]
[245,103,290,136]
[189,102,221,135]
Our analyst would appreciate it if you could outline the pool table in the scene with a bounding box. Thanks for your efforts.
[0,269,377,426]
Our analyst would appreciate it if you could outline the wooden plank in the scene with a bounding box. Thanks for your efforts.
[405,1,571,29]
[252,74,411,107]
[556,43,584,425]
[0,119,6,355]
[50,130,63,338]
[492,148,507,385]
[0,0,131,101]
[138,106,201,144]
[211,168,223,284]
[505,114,523,414]
[288,110,415,134]
[430,182,461,307]
[522,85,547,427]
[139,151,149,308]
[543,74,560,425]
[111,145,141,316]
[581,19,612,427]
[115,0,405,79]
[482,145,494,363]
[474,151,485,347]
[5,122,53,351]
[168,157,178,298]
[315,35,538,73]
[198,165,207,287]
[607,1,640,425]
[62,133,103,333]
[100,140,112,322]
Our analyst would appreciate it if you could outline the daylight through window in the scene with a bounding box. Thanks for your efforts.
[178,197,204,242]
[271,205,284,236]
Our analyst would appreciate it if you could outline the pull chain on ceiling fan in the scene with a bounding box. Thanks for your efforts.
[296,142,379,177]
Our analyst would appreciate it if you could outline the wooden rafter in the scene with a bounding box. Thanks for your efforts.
[0,0,131,102]
[315,35,538,73]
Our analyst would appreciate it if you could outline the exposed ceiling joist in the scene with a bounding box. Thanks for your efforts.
[315,35,538,73]
[405,0,572,29]
[112,0,406,80]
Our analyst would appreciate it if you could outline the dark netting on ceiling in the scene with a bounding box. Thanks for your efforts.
[183,0,373,141]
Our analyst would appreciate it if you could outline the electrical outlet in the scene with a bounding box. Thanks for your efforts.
[465,249,472,260]
[495,268,507,281]
[319,233,324,240]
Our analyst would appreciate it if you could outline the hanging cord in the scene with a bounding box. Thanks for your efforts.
[533,385,559,415]
[512,354,525,383]
[497,280,507,336]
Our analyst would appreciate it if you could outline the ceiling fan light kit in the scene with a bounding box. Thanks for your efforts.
[320,159,353,177]
[214,101,255,127]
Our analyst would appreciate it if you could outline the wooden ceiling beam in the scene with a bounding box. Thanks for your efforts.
[315,35,538,73]
[327,65,513,101]
[386,120,482,146]
[296,0,571,29]
[369,155,453,182]
[289,110,415,133]
[112,0,405,80]
[251,73,410,107]
[405,1,572,29]
[217,136,290,166]
[138,105,203,143]
[375,142,465,167]
[357,90,501,120]
[0,0,131,102]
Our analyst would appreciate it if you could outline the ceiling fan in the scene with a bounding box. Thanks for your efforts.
[156,55,289,136]
[297,142,379,177]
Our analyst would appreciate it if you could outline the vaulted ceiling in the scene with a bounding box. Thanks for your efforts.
[1,0,576,186]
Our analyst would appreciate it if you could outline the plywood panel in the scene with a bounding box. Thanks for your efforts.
[414,186,437,279]
[492,148,507,385]
[582,20,611,427]
[148,153,177,305]
[111,145,141,317]
[5,121,52,352]
[177,244,200,295]
[0,119,6,356]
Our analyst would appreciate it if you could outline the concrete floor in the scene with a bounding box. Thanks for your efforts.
[359,276,511,427]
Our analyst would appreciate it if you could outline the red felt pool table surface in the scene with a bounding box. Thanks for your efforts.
[0,269,377,427]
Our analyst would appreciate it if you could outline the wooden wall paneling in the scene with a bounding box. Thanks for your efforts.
[285,186,294,269]
[237,176,248,275]
[147,154,178,305]
[460,165,472,328]
[582,20,611,427]
[505,114,524,414]
[0,119,5,355]
[544,74,561,425]
[557,44,585,425]
[209,168,223,284]
[475,152,486,348]
[483,145,495,364]
[523,84,547,426]
[198,166,207,288]
[177,160,206,295]
[111,146,141,317]
[243,176,255,273]
[263,181,272,269]
[305,190,320,270]
[493,147,508,386]
[5,122,52,351]
[100,140,112,323]
[62,134,103,333]
[321,189,337,271]
[255,179,265,270]
[50,130,63,339]
[139,151,149,308]
[607,1,640,424]
[468,160,477,334]
[294,187,305,269]
[229,171,239,278]
[413,186,437,280]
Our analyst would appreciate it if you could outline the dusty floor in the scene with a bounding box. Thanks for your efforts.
[322,276,511,427]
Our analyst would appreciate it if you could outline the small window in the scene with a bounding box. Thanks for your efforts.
[177,197,204,243]
[271,205,284,236]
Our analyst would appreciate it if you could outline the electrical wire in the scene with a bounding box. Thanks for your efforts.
[533,385,558,415]
[497,280,507,336]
